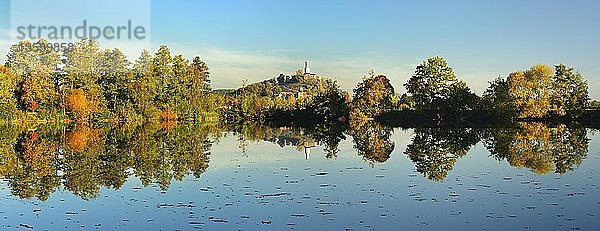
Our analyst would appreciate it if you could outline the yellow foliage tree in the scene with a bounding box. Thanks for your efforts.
[507,64,553,118]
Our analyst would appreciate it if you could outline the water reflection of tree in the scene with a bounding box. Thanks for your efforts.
[0,125,19,177]
[0,123,220,201]
[483,123,589,175]
[10,129,61,201]
[348,120,395,164]
[130,123,216,191]
[305,123,347,159]
[405,128,480,181]
[63,124,104,199]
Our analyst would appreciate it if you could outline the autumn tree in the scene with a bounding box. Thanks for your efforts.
[63,38,105,118]
[17,72,59,113]
[65,88,97,119]
[7,39,61,114]
[0,66,18,119]
[350,70,396,119]
[507,64,553,118]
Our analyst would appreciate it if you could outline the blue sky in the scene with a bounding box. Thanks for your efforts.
[2,0,600,97]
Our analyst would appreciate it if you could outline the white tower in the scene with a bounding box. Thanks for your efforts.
[304,61,311,75]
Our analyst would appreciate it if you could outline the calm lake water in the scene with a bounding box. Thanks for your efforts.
[0,123,598,230]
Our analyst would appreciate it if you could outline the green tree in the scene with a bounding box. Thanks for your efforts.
[481,76,516,118]
[551,64,588,117]
[404,56,469,111]
[6,39,60,76]
[98,48,133,116]
[153,45,175,110]
[308,82,349,124]
[131,50,160,118]
[63,38,102,88]
[444,81,479,114]
[186,56,211,113]
[589,100,600,109]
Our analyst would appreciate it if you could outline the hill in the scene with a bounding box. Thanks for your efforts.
[236,73,336,97]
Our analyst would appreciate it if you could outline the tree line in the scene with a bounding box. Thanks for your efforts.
[352,56,591,124]
[0,39,595,125]
[1,38,214,122]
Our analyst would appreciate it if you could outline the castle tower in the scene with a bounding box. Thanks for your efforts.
[304,61,311,75]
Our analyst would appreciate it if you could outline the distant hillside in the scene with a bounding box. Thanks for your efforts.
[235,73,336,97]
[212,88,237,96]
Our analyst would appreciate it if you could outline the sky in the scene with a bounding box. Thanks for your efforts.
[1,0,600,98]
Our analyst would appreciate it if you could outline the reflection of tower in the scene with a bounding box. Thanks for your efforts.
[303,139,315,160]
[304,146,311,160]
[304,61,311,75]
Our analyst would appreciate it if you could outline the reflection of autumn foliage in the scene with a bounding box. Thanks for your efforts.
[63,152,102,200]
[20,131,56,177]
[349,121,394,164]
[508,123,553,174]
[9,130,61,201]
[159,120,178,131]
[0,127,21,177]
[128,123,218,190]
[160,109,178,121]
[0,123,210,200]
[0,147,17,177]
[66,125,101,153]
[484,123,589,175]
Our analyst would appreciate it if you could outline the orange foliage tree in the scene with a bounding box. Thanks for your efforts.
[65,89,99,119]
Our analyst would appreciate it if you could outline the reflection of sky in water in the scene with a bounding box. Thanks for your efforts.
[1,129,599,230]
